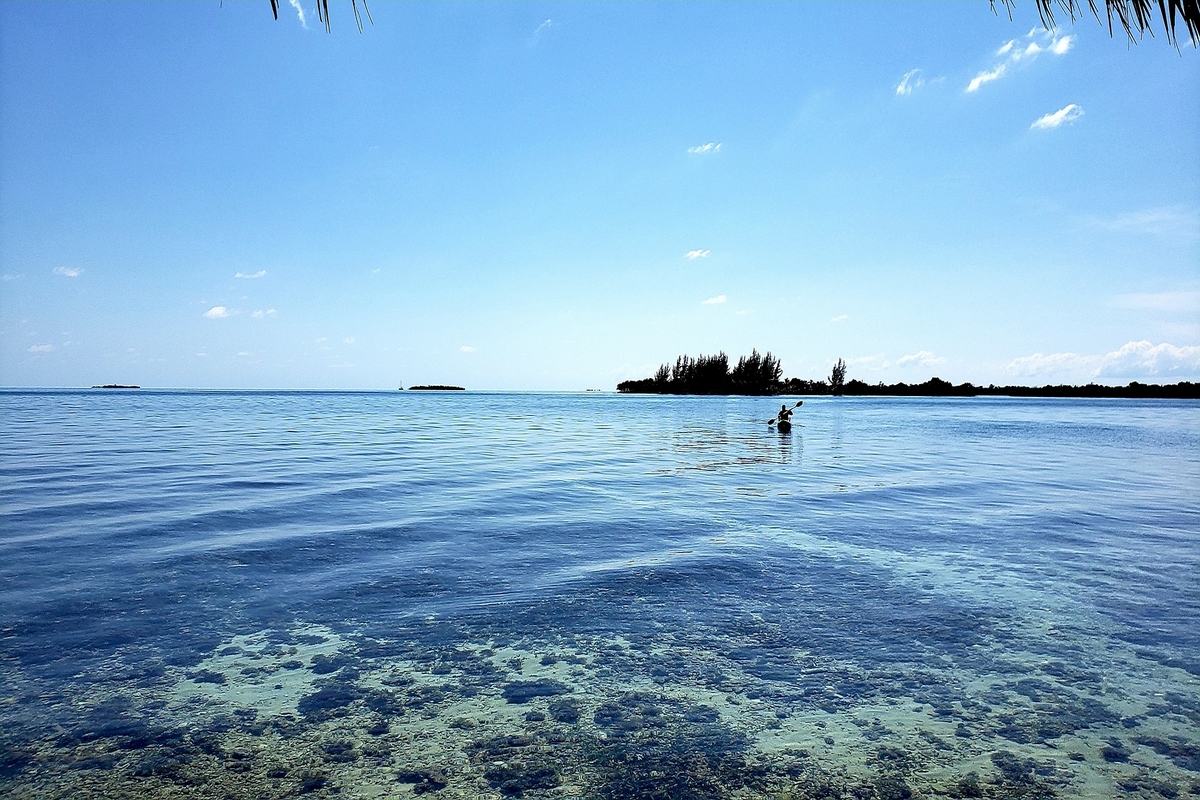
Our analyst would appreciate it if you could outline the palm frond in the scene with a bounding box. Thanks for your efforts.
[269,0,372,33]
[994,0,1200,46]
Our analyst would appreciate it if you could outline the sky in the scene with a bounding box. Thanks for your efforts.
[1,2,1197,390]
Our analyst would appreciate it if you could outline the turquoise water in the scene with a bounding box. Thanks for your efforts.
[1,390,1198,798]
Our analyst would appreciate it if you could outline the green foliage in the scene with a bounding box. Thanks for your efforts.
[618,350,784,395]
[829,359,847,395]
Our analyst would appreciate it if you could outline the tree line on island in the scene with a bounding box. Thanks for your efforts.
[617,351,1200,399]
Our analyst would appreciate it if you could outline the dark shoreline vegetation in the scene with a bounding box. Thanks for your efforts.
[406,385,466,391]
[617,351,1200,399]
[91,384,140,389]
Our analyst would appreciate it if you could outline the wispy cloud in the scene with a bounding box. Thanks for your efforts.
[2,273,21,281]
[251,308,277,319]
[343,336,356,345]
[897,350,947,368]
[701,295,726,305]
[685,249,711,259]
[460,345,477,353]
[1113,291,1200,312]
[895,68,924,96]
[1085,206,1200,237]
[966,64,1007,92]
[687,142,722,155]
[237,351,253,357]
[289,0,307,29]
[847,353,888,370]
[203,306,230,319]
[830,314,849,323]
[1031,103,1083,130]
[968,30,1073,93]
[234,270,266,279]
[1005,340,1200,381]
[28,344,54,353]
[53,266,81,278]
[532,18,556,38]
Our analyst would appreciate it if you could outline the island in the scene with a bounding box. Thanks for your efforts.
[91,384,140,389]
[407,385,466,391]
[617,351,1200,399]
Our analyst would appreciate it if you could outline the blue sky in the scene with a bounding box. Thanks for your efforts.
[1,2,1197,389]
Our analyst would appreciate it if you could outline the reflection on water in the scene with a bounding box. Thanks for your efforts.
[0,390,1198,798]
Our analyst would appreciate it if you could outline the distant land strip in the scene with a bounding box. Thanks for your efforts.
[92,384,140,389]
[800,378,1199,399]
[406,385,466,391]
[620,376,1199,399]
[616,351,1199,399]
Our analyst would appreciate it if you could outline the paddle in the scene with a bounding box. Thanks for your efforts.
[767,400,802,425]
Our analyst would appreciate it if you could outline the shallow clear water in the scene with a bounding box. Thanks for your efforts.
[1,390,1198,799]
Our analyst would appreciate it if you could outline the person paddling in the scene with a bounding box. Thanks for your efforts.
[768,401,801,426]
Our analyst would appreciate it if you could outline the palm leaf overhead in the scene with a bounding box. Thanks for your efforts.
[267,0,1195,42]
[996,0,1200,45]
[268,0,372,33]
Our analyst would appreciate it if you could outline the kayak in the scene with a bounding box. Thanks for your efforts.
[777,420,792,433]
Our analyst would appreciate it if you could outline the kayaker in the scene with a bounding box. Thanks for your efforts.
[777,403,793,425]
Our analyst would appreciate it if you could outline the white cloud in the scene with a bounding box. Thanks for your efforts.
[196,352,208,358]
[968,30,1073,93]
[895,68,924,96]
[1005,340,1200,381]
[288,0,308,28]
[830,314,849,323]
[687,142,722,155]
[343,336,355,345]
[1099,341,1200,377]
[251,308,277,318]
[3,273,22,281]
[966,64,1007,92]
[460,345,476,353]
[53,267,81,278]
[237,351,253,357]
[1113,291,1200,312]
[28,344,54,353]
[203,306,230,319]
[701,295,726,305]
[234,270,266,279]
[1031,103,1083,130]
[1050,35,1074,54]
[897,350,947,368]
[533,18,555,37]
[685,249,711,259]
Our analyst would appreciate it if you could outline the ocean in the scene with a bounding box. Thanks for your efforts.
[1,389,1197,798]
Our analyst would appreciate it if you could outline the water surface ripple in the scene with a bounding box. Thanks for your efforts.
[1,390,1197,798]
